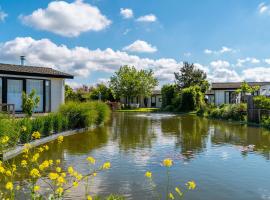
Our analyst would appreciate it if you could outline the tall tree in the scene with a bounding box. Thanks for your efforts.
[174,62,209,92]
[109,65,158,104]
[90,83,115,101]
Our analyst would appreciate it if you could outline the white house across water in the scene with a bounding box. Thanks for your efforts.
[0,63,73,113]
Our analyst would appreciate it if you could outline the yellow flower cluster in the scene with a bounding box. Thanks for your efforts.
[102,162,111,170]
[5,182,13,191]
[86,156,95,165]
[32,131,41,140]
[21,126,27,132]
[145,171,152,178]
[57,136,64,143]
[30,168,41,178]
[1,136,9,144]
[186,181,196,190]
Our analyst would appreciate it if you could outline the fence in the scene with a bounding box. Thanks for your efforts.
[0,104,15,117]
[247,96,270,123]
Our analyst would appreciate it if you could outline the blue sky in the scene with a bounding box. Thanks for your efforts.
[0,0,270,87]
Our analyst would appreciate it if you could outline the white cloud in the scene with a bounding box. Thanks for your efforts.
[258,3,269,14]
[210,60,230,69]
[20,0,111,37]
[264,58,270,64]
[136,14,157,22]
[236,57,260,67]
[209,68,241,82]
[0,8,7,22]
[123,40,157,53]
[242,67,270,81]
[0,37,181,81]
[184,52,191,57]
[120,8,133,19]
[204,46,235,55]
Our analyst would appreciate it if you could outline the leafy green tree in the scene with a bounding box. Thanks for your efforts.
[65,85,78,102]
[109,65,158,104]
[161,84,176,108]
[236,81,260,94]
[90,83,115,101]
[180,86,204,111]
[22,89,40,117]
[174,62,209,93]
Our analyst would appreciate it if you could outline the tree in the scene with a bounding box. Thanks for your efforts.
[174,62,209,93]
[236,81,260,94]
[161,84,176,108]
[109,65,158,104]
[22,89,40,117]
[90,83,115,101]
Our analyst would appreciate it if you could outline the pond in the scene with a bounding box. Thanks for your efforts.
[9,113,270,199]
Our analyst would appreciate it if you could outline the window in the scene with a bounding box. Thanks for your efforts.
[7,79,23,111]
[225,91,238,104]
[45,80,51,112]
[27,79,43,112]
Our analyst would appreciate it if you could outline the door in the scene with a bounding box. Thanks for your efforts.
[7,79,23,111]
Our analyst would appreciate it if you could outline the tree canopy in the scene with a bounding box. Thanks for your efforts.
[109,65,158,102]
[174,62,209,93]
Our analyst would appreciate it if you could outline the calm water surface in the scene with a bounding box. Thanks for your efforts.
[10,113,270,199]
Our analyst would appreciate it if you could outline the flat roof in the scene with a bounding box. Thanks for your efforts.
[211,82,270,89]
[0,63,74,79]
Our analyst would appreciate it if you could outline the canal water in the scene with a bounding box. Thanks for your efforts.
[10,113,270,199]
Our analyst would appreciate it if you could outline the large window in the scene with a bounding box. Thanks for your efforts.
[7,79,23,111]
[27,79,43,112]
[225,91,238,104]
[45,80,51,112]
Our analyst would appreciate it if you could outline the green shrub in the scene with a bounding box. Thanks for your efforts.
[0,116,19,148]
[93,101,111,125]
[208,103,247,121]
[31,117,44,133]
[22,89,40,117]
[52,113,63,133]
[163,105,174,112]
[161,84,176,108]
[180,86,204,111]
[42,115,54,136]
[253,95,270,109]
[18,118,32,143]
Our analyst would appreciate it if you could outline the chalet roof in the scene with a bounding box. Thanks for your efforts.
[0,63,74,79]
[211,82,270,90]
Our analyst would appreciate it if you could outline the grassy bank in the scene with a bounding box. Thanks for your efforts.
[0,101,111,151]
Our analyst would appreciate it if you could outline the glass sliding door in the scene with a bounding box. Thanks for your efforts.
[27,79,44,112]
[45,80,51,112]
[7,79,23,111]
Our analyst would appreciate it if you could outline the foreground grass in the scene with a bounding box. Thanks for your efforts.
[116,108,160,112]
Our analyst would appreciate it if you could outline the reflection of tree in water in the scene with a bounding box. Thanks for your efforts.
[161,115,209,158]
[210,120,270,160]
[111,113,156,150]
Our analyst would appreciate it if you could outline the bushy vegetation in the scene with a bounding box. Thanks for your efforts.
[0,101,111,149]
[199,103,247,121]
[253,95,270,110]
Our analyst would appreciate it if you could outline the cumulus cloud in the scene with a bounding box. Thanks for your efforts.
[236,57,260,67]
[120,8,133,19]
[264,58,270,64]
[204,46,235,55]
[242,67,270,81]
[210,60,230,69]
[209,68,241,82]
[258,2,269,14]
[0,37,182,81]
[123,40,157,53]
[0,8,7,22]
[136,14,157,22]
[20,0,111,37]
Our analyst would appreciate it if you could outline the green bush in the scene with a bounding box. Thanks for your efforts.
[161,84,176,108]
[180,86,204,111]
[208,103,247,121]
[253,95,270,109]
[18,118,32,143]
[93,101,111,125]
[0,116,19,148]
[31,117,44,133]
[52,113,63,133]
[42,115,54,136]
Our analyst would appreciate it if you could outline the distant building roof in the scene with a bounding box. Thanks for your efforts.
[205,90,214,95]
[211,82,270,90]
[0,63,74,79]
[152,90,161,95]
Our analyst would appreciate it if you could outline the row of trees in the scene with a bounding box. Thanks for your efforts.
[65,65,158,104]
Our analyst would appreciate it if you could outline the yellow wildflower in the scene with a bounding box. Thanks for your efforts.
[56,167,62,173]
[30,168,40,178]
[102,162,111,169]
[0,166,5,173]
[21,126,27,132]
[169,193,175,199]
[16,185,20,191]
[21,160,27,168]
[56,187,63,195]
[57,136,64,143]
[163,158,173,167]
[93,173,97,177]
[49,173,59,180]
[12,164,16,172]
[31,153,40,162]
[23,143,31,154]
[175,187,183,196]
[86,156,95,164]
[56,159,61,165]
[61,172,66,177]
[57,176,65,185]
[5,170,12,176]
[186,181,196,190]
[32,131,41,140]
[73,181,79,188]
[145,171,152,178]
[44,145,49,151]
[87,195,93,200]
[49,160,53,166]
[1,136,9,144]
[68,166,74,174]
[5,182,13,191]
[33,185,40,192]
[38,147,44,153]
[76,174,83,181]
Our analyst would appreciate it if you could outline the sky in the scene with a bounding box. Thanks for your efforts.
[0,0,270,88]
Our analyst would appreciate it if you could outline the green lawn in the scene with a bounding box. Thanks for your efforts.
[116,108,160,112]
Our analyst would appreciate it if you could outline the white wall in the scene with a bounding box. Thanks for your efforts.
[51,78,65,112]
[260,85,270,96]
